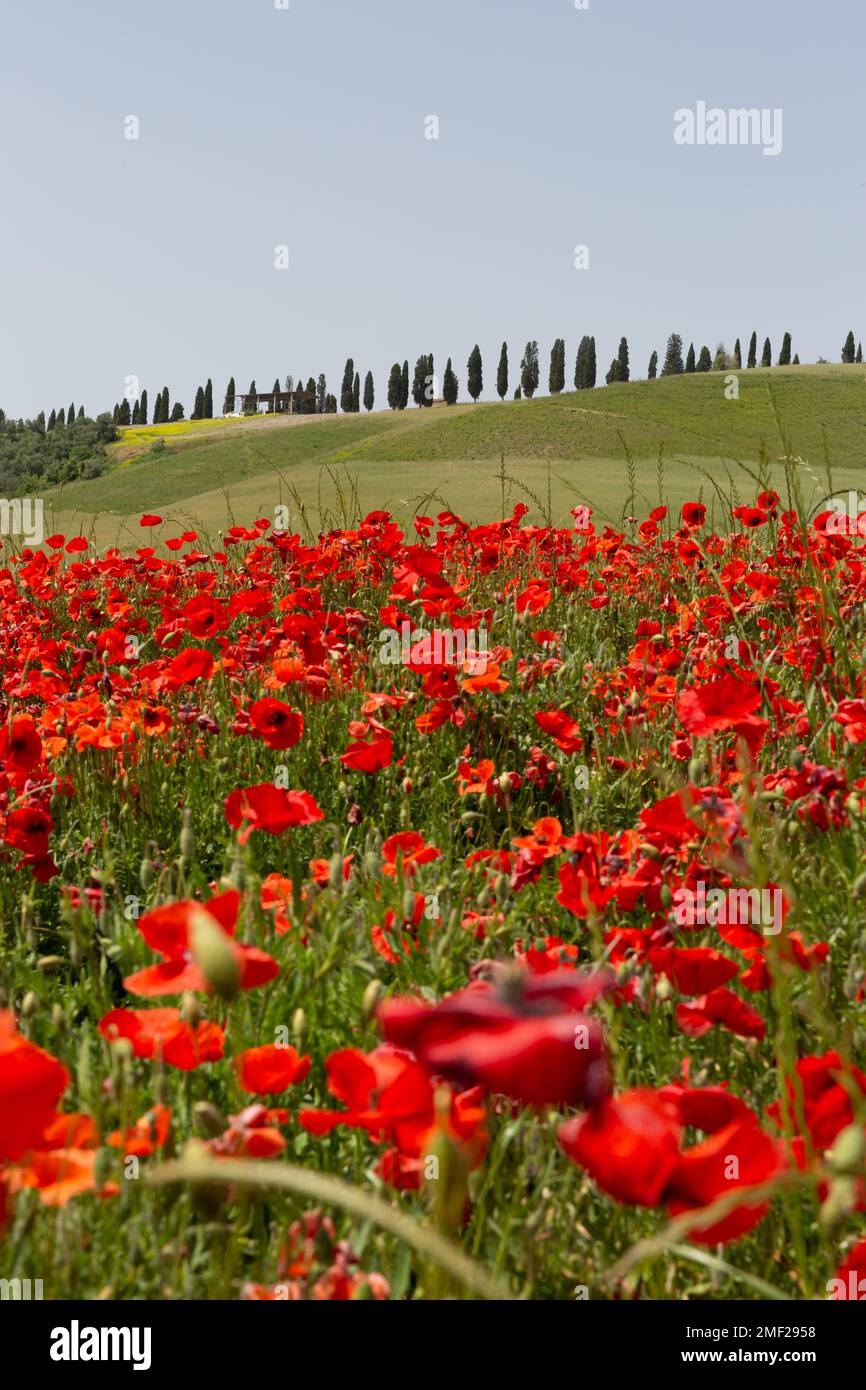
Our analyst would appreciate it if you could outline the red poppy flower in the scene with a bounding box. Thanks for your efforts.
[677,675,761,735]
[340,733,393,774]
[235,1045,311,1095]
[224,784,324,843]
[681,502,706,528]
[248,699,304,750]
[0,716,43,775]
[379,969,611,1108]
[0,1011,69,1162]
[666,1119,786,1243]
[122,891,279,996]
[676,988,766,1041]
[98,1007,225,1070]
[559,1088,683,1206]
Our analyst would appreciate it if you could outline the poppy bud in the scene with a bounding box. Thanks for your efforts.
[402,889,416,922]
[190,908,240,1002]
[494,874,509,907]
[37,955,64,973]
[140,857,154,889]
[21,990,38,1017]
[193,1101,228,1139]
[292,1007,306,1044]
[660,883,673,909]
[688,757,704,785]
[52,1003,66,1033]
[328,853,344,892]
[852,870,866,900]
[655,975,673,1002]
[180,991,202,1027]
[402,777,412,794]
[362,979,384,1022]
[179,811,195,864]
[829,1123,866,1175]
[819,1175,857,1231]
[845,792,861,818]
[499,772,513,795]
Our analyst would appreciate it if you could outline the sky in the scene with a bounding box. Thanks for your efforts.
[0,0,863,420]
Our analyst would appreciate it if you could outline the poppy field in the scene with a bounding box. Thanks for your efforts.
[3,469,866,1304]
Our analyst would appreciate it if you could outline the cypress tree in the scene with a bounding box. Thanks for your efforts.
[858,343,864,364]
[271,377,281,412]
[352,371,360,413]
[747,332,757,368]
[514,385,522,400]
[140,389,148,424]
[442,357,458,405]
[170,402,184,422]
[734,339,742,369]
[58,406,66,427]
[387,363,402,410]
[617,336,630,382]
[118,399,130,426]
[412,355,427,406]
[549,338,565,394]
[574,336,589,389]
[68,402,75,424]
[304,377,316,414]
[112,404,119,425]
[363,371,374,412]
[340,359,354,413]
[842,331,856,364]
[317,374,327,413]
[224,378,235,414]
[467,344,483,402]
[162,387,171,420]
[520,341,539,398]
[36,410,45,432]
[47,408,56,430]
[647,350,658,379]
[132,400,140,425]
[685,343,696,373]
[496,341,509,400]
[697,346,712,371]
[78,406,85,419]
[605,358,621,385]
[587,337,597,388]
[661,333,684,376]
[793,354,800,365]
[204,379,213,418]
[761,337,772,367]
[192,386,205,420]
[400,360,409,409]
[779,332,792,366]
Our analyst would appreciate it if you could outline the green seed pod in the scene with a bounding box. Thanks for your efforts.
[21,990,38,1017]
[190,907,239,1002]
[140,857,155,889]
[660,883,673,909]
[193,1102,228,1139]
[829,1123,866,1175]
[362,979,385,1022]
[688,757,704,785]
[328,853,344,893]
[292,1008,306,1044]
[179,811,195,864]
[52,1003,66,1034]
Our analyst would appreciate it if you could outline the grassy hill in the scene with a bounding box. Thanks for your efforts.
[43,365,866,546]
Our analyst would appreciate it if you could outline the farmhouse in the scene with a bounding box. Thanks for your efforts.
[223,388,309,416]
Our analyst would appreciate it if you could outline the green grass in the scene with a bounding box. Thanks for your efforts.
[44,365,866,545]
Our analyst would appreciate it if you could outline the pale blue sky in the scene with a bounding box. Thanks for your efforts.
[0,0,862,418]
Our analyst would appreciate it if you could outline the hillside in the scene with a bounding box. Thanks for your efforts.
[43,365,866,545]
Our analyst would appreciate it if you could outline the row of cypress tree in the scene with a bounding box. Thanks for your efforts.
[115,326,863,433]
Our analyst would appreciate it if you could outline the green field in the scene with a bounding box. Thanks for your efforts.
[44,365,866,545]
